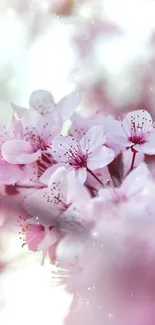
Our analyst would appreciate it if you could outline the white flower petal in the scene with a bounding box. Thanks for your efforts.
[87,146,114,170]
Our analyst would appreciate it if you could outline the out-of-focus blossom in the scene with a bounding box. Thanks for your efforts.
[63,174,155,325]
[95,162,150,206]
[108,109,155,154]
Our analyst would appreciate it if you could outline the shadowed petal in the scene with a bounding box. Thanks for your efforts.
[56,92,81,120]
[121,163,150,198]
[29,90,55,115]
[2,139,41,164]
[87,146,114,170]
[80,125,106,152]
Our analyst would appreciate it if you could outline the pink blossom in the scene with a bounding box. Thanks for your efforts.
[0,160,26,185]
[90,163,150,222]
[23,223,61,265]
[24,167,92,232]
[25,224,45,251]
[13,89,81,120]
[69,113,97,141]
[51,125,114,183]
[23,167,93,265]
[0,162,44,200]
[108,110,155,154]
[64,179,155,325]
[0,117,36,186]
[2,90,81,169]
[100,162,150,204]
[3,85,155,325]
[24,167,71,227]
[69,113,121,156]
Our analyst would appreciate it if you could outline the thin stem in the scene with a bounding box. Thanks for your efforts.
[129,151,136,172]
[86,167,104,186]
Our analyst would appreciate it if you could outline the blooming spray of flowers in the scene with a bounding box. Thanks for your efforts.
[1,90,155,324]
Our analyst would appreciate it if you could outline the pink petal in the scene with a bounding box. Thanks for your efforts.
[48,241,59,263]
[38,228,60,250]
[56,92,81,120]
[29,90,55,115]
[0,162,25,184]
[69,113,96,140]
[48,166,68,188]
[134,143,155,155]
[24,188,60,226]
[134,130,155,155]
[51,135,79,162]
[22,162,39,182]
[2,139,40,164]
[66,168,89,203]
[80,125,106,152]
[9,117,23,138]
[40,163,64,185]
[87,146,114,170]
[60,205,90,234]
[25,224,44,251]
[123,110,153,137]
[107,133,132,147]
[11,103,27,119]
[21,108,44,131]
[121,163,150,198]
[75,167,87,184]
[103,115,122,134]
[44,113,62,140]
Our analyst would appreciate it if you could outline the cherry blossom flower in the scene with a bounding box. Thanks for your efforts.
[2,90,81,173]
[2,85,155,325]
[23,167,93,266]
[90,163,150,220]
[20,221,61,266]
[24,167,92,232]
[24,167,71,227]
[13,89,81,120]
[0,117,36,186]
[69,113,121,156]
[100,162,150,204]
[108,110,155,155]
[51,125,114,183]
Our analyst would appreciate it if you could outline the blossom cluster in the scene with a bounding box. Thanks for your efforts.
[0,90,155,273]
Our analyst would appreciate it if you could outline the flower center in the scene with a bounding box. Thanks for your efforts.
[127,114,154,145]
[128,135,146,145]
[43,182,69,212]
[68,150,88,169]
[24,127,48,152]
[53,137,89,170]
